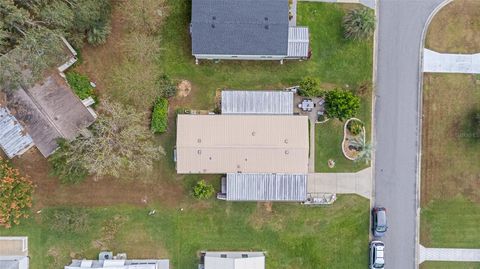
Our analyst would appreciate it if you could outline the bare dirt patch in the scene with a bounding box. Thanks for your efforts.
[11,148,184,209]
[177,80,192,98]
[426,0,480,53]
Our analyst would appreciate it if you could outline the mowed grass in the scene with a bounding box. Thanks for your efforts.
[425,0,480,53]
[315,87,372,172]
[421,197,480,248]
[160,0,373,109]
[0,196,369,269]
[420,74,480,247]
[421,262,480,269]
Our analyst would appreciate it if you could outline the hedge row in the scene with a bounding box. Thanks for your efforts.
[151,98,168,134]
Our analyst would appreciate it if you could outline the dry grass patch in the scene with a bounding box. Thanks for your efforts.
[421,74,480,204]
[426,0,480,53]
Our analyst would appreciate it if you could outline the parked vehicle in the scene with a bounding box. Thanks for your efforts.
[369,241,385,269]
[372,207,388,237]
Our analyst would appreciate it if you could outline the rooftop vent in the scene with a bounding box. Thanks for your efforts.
[264,25,269,30]
[211,24,215,28]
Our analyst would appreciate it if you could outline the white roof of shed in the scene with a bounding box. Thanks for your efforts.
[0,107,34,158]
[226,173,307,201]
[204,252,265,269]
[221,90,294,114]
[65,259,169,269]
[287,27,309,58]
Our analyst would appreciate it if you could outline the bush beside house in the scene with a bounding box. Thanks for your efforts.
[66,71,96,101]
[324,89,360,121]
[193,180,215,199]
[151,98,169,134]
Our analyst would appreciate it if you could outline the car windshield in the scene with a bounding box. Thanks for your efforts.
[374,262,384,268]
[376,225,387,232]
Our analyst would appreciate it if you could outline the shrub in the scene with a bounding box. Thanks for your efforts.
[65,71,95,100]
[193,180,215,199]
[299,76,322,97]
[343,8,375,41]
[0,159,34,228]
[157,74,177,98]
[49,139,89,184]
[87,21,111,46]
[45,208,90,233]
[347,120,363,136]
[151,98,169,134]
[324,89,360,121]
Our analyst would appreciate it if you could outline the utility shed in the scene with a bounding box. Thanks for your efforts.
[221,90,294,114]
[202,252,265,269]
[176,115,309,174]
[225,173,307,201]
[0,107,34,158]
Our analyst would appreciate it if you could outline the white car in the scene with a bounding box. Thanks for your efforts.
[369,241,385,269]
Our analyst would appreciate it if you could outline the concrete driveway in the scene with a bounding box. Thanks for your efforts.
[374,0,449,268]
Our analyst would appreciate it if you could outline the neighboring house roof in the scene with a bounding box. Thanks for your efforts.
[65,259,169,269]
[203,252,265,269]
[221,90,294,114]
[0,106,34,158]
[287,27,309,58]
[191,0,289,56]
[6,73,95,157]
[225,173,307,201]
[0,237,29,269]
[176,114,309,174]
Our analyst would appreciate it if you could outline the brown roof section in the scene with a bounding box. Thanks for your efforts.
[176,114,309,174]
[6,73,95,157]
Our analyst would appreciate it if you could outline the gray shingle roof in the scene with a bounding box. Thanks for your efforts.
[191,0,289,56]
[226,173,307,201]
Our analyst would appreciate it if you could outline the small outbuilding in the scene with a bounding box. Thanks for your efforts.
[219,173,307,201]
[200,251,265,269]
[221,90,294,115]
[0,237,29,269]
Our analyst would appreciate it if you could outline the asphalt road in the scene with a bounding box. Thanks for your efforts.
[374,0,448,268]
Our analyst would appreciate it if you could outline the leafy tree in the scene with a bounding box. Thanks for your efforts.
[349,134,372,164]
[324,89,360,121]
[49,138,89,184]
[299,76,322,97]
[0,159,34,228]
[0,27,65,90]
[193,180,215,199]
[50,100,164,180]
[343,8,375,41]
[39,0,75,30]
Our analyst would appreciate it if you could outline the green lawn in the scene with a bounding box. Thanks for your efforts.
[160,0,373,109]
[421,196,480,248]
[421,262,480,269]
[0,196,369,269]
[315,88,372,172]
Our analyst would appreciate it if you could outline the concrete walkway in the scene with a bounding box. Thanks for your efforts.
[419,245,480,263]
[299,0,375,9]
[308,121,316,173]
[307,167,372,199]
[423,49,480,74]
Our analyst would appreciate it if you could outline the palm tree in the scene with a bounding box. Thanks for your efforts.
[343,8,375,41]
[349,134,373,164]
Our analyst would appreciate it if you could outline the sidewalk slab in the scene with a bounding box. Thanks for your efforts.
[423,49,480,74]
[419,245,480,263]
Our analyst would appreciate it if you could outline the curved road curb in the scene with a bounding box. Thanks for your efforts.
[415,0,453,267]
